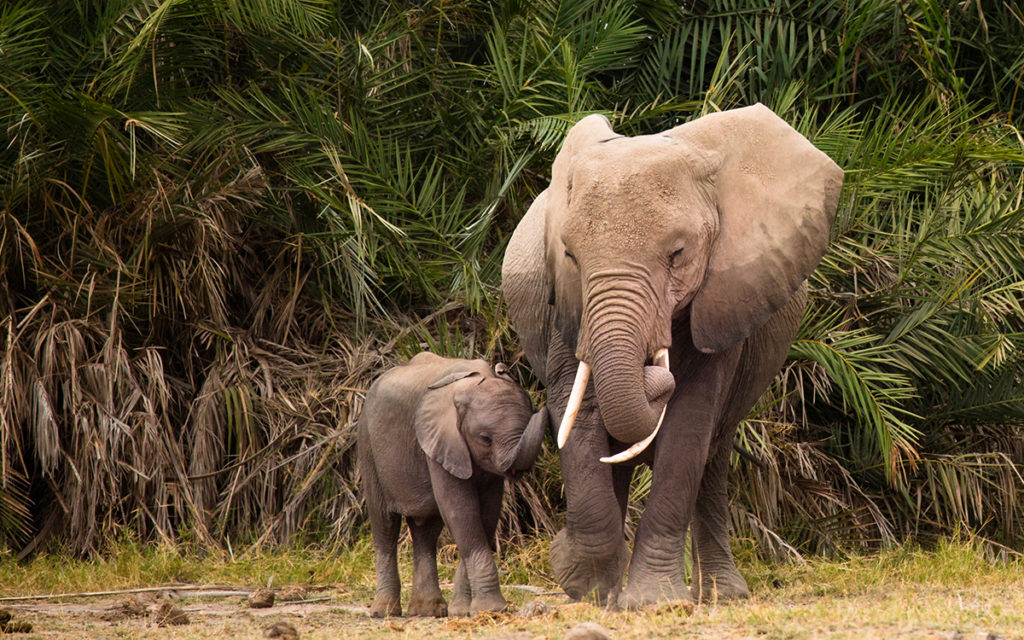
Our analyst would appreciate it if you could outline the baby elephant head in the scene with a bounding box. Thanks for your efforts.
[414,366,549,480]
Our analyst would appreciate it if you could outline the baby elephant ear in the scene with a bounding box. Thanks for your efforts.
[415,372,479,480]
[427,370,479,390]
[669,104,844,353]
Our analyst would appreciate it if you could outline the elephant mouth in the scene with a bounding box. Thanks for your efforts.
[557,348,672,463]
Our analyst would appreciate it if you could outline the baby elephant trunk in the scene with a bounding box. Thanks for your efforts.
[511,409,549,472]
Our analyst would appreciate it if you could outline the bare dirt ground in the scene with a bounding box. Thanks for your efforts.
[2,580,1021,640]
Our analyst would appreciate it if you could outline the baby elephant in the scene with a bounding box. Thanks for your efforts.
[358,352,548,617]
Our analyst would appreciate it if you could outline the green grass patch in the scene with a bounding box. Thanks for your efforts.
[3,534,1020,599]
[0,536,378,598]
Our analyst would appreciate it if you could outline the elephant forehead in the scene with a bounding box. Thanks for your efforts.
[470,379,530,410]
[564,156,710,251]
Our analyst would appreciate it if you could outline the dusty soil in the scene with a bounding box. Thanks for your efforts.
[1,582,1020,640]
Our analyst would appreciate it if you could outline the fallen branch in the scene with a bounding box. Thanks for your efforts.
[0,585,255,602]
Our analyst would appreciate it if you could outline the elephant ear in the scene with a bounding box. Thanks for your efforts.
[493,362,517,382]
[428,369,478,390]
[669,104,843,353]
[415,371,481,480]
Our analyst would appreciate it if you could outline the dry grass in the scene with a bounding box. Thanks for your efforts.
[0,538,1021,639]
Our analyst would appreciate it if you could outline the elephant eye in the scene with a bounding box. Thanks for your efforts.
[564,250,578,266]
[669,247,684,266]
[480,434,492,446]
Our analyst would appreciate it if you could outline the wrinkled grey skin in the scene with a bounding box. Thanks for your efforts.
[501,104,843,609]
[358,352,548,617]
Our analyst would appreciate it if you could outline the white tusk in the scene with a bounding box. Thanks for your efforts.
[600,349,671,464]
[557,360,591,449]
[600,404,666,463]
[653,347,669,369]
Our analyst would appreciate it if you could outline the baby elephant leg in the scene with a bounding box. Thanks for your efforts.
[369,509,402,618]
[435,472,508,615]
[449,559,472,617]
[470,477,509,614]
[407,515,448,617]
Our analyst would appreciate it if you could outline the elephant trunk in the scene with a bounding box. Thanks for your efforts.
[511,408,548,471]
[590,341,674,445]
[580,284,675,445]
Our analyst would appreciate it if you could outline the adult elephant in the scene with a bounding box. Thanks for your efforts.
[501,104,843,609]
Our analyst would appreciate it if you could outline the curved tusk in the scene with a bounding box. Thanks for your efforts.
[600,348,671,464]
[557,360,591,449]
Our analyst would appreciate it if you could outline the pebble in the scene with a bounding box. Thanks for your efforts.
[248,588,277,609]
[516,599,553,618]
[153,601,189,626]
[565,622,614,640]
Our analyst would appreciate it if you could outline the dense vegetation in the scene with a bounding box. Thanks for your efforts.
[1,0,1022,557]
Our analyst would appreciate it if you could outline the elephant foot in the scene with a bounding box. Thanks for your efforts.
[618,571,692,611]
[550,528,628,607]
[369,593,401,618]
[693,570,750,603]
[407,592,447,617]
[470,592,510,615]
[448,592,508,616]
[448,593,471,617]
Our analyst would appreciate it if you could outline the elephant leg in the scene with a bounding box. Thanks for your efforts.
[619,349,740,610]
[430,464,508,615]
[406,515,448,617]
[479,475,504,554]
[546,340,629,607]
[691,432,749,602]
[449,560,471,617]
[613,464,635,520]
[368,507,403,617]
[449,476,505,616]
[551,420,629,607]
[689,289,803,603]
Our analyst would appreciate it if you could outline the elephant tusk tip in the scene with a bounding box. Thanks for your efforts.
[556,421,571,449]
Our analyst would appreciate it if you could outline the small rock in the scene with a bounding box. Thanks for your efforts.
[263,621,299,640]
[101,597,150,622]
[516,599,553,618]
[986,634,1004,640]
[277,586,308,602]
[565,622,614,640]
[248,588,276,609]
[153,601,189,626]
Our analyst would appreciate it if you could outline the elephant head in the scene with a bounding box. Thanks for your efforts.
[545,104,843,456]
[415,367,549,479]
